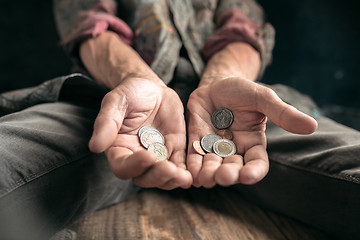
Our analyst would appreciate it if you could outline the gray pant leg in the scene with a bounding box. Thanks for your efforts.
[0,102,139,240]
[234,85,360,240]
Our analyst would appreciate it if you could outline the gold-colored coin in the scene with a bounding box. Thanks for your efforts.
[213,139,236,158]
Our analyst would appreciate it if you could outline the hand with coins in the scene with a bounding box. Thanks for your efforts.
[81,32,192,190]
[186,43,318,188]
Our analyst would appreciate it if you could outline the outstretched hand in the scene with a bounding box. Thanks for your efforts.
[186,77,318,187]
[89,77,192,190]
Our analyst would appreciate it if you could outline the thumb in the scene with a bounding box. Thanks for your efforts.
[257,86,318,135]
[89,91,127,153]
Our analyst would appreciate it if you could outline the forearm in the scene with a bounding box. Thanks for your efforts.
[80,31,160,89]
[200,42,261,87]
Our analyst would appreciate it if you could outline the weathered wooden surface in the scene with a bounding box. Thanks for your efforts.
[73,187,332,240]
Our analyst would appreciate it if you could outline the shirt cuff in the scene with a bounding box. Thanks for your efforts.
[202,9,275,79]
[59,2,133,62]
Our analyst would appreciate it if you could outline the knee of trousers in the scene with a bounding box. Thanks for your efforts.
[234,117,360,239]
[0,102,96,199]
[0,103,139,239]
[0,152,138,240]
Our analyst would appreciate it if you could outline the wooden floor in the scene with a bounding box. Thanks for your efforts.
[72,187,333,240]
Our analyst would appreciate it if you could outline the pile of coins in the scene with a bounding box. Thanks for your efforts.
[138,126,168,162]
[138,108,235,160]
[193,108,237,158]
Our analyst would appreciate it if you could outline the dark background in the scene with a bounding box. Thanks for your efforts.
[0,0,359,128]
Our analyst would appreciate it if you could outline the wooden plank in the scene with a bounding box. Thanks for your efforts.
[73,187,332,240]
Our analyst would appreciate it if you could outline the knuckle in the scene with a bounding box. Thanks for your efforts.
[101,91,116,105]
[263,86,278,99]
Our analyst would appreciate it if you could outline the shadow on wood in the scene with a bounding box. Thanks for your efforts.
[72,187,332,240]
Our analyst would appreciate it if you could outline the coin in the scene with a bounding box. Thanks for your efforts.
[200,134,222,153]
[215,129,233,140]
[138,126,160,138]
[148,142,168,162]
[211,108,234,129]
[140,129,165,148]
[213,139,236,158]
[193,140,206,155]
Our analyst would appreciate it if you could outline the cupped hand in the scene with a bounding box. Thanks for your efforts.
[89,77,192,189]
[186,77,318,187]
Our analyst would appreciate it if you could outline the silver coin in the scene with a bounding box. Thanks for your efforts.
[213,139,236,158]
[211,108,234,129]
[200,134,222,153]
[148,142,168,162]
[138,126,160,138]
[140,129,165,148]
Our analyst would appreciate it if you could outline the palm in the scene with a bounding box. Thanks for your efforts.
[186,77,317,187]
[113,78,186,164]
[89,78,191,189]
[188,78,268,154]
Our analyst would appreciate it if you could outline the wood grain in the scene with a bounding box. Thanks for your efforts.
[73,187,332,240]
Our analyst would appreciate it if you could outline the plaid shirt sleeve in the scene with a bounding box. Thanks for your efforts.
[53,0,133,59]
[202,0,275,78]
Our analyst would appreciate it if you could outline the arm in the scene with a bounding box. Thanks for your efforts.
[187,43,317,187]
[186,0,316,187]
[80,31,159,89]
[200,42,261,86]
[54,0,133,65]
[54,0,192,189]
[201,0,275,81]
[187,35,317,187]
[78,31,192,189]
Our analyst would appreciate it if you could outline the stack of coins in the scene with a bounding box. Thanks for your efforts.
[194,108,237,158]
[138,126,168,162]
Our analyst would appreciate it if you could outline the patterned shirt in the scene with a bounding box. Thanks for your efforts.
[0,0,275,114]
[54,0,275,83]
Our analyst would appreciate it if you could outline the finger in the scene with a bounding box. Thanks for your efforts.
[178,170,194,189]
[186,107,215,186]
[89,91,127,153]
[165,133,187,169]
[106,148,156,179]
[187,151,204,187]
[133,160,179,188]
[214,154,244,186]
[239,144,269,185]
[198,153,223,188]
[158,168,193,190]
[169,149,187,169]
[256,85,318,134]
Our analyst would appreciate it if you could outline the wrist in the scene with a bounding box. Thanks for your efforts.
[80,31,160,89]
[200,42,261,86]
[108,68,165,89]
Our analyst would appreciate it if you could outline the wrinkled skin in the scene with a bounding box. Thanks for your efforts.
[89,77,193,190]
[186,77,318,187]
